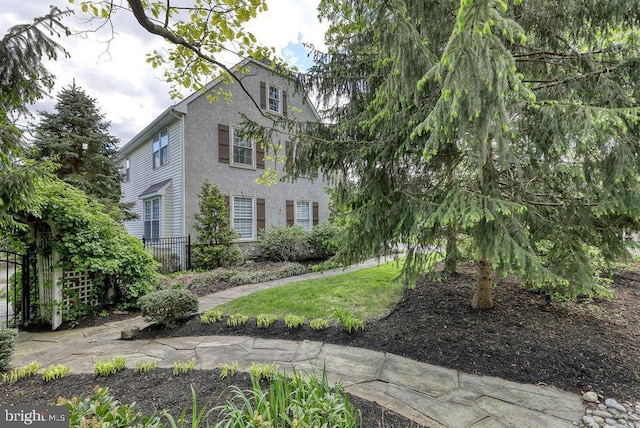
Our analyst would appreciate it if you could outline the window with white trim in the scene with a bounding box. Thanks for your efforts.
[232,127,254,166]
[123,158,130,182]
[144,198,160,240]
[296,200,312,231]
[233,196,254,239]
[268,85,281,114]
[152,128,169,169]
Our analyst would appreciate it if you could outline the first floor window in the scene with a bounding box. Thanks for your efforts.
[233,197,254,239]
[144,198,160,240]
[296,200,311,231]
[232,127,253,166]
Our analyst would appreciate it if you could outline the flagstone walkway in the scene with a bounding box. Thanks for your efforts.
[11,260,585,427]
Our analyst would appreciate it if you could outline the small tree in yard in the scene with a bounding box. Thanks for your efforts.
[193,181,242,269]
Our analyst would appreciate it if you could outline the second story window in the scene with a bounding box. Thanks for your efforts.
[124,159,130,182]
[153,128,169,169]
[268,85,281,114]
[232,127,253,166]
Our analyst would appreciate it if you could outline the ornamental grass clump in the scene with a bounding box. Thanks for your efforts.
[309,318,330,330]
[2,361,41,384]
[256,313,277,329]
[94,356,126,377]
[200,309,223,324]
[284,314,305,329]
[227,313,249,327]
[139,288,199,327]
[42,364,70,382]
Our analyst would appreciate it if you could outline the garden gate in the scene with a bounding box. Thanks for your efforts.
[0,246,37,328]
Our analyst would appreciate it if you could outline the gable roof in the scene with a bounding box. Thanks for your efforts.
[118,58,320,160]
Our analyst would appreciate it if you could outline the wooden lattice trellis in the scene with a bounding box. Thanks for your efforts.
[63,270,97,307]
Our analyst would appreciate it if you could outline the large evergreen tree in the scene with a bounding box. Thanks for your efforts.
[0,7,70,230]
[31,83,123,211]
[293,0,640,309]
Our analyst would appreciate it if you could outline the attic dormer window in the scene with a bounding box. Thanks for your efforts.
[260,81,287,116]
[268,85,281,113]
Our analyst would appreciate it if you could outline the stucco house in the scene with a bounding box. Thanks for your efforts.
[118,59,330,250]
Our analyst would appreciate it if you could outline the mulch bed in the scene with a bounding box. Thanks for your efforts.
[136,264,640,401]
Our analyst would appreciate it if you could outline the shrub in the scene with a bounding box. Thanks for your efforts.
[0,328,17,370]
[308,222,343,259]
[193,244,243,270]
[139,288,199,327]
[193,181,242,269]
[258,225,313,262]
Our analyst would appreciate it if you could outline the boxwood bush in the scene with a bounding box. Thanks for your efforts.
[139,288,199,327]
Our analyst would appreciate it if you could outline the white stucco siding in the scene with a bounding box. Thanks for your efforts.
[181,63,330,241]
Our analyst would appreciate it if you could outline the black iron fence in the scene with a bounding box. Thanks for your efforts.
[142,236,192,274]
[1,246,37,328]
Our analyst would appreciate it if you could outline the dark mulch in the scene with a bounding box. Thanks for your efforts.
[4,263,639,426]
[136,264,640,401]
[1,369,415,427]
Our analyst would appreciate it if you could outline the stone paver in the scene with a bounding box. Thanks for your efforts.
[8,259,586,427]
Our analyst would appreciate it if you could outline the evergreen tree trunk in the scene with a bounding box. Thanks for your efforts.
[444,227,458,275]
[473,257,493,309]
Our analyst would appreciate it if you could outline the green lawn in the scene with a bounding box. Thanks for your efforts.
[215,261,405,321]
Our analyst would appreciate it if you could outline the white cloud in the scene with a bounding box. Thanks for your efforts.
[1,0,327,144]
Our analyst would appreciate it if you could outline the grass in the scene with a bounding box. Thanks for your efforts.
[216,261,404,321]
